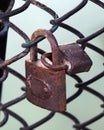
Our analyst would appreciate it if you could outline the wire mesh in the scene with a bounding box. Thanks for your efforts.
[0,0,104,130]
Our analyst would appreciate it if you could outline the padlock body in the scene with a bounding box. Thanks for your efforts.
[25,60,66,112]
[59,43,92,74]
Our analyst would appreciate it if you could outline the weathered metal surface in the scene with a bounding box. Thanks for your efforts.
[26,60,66,111]
[26,29,66,112]
[59,43,92,74]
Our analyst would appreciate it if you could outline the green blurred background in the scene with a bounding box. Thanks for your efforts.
[1,0,104,129]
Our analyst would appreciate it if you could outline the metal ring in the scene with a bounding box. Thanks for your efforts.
[41,52,68,71]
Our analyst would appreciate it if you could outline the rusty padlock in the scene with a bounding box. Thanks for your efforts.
[25,29,66,112]
[59,43,92,74]
[41,43,92,75]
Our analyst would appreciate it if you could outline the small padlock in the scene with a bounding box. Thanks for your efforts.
[59,43,92,74]
[25,29,66,112]
[41,43,92,75]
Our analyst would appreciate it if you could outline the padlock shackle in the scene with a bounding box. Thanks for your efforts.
[30,29,62,66]
[41,52,67,71]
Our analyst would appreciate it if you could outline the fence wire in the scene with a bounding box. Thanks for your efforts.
[0,0,104,130]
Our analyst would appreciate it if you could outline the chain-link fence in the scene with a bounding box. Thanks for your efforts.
[0,0,104,130]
